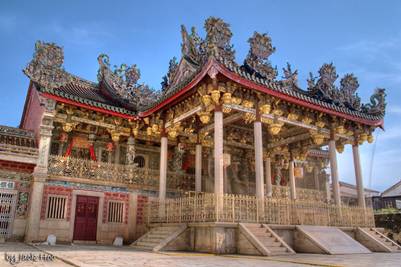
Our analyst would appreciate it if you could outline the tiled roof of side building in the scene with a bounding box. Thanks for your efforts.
[36,75,137,116]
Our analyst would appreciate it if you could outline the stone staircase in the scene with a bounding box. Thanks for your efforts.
[131,224,187,252]
[239,223,295,256]
[358,227,401,253]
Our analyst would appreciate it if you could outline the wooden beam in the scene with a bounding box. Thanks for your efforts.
[165,106,202,128]
[224,104,353,141]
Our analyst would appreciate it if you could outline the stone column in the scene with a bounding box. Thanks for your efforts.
[159,134,168,202]
[114,141,120,164]
[313,166,320,191]
[214,107,224,217]
[214,108,224,196]
[329,136,341,206]
[289,160,297,200]
[254,119,264,199]
[25,97,55,242]
[352,144,366,209]
[195,144,202,192]
[265,157,272,197]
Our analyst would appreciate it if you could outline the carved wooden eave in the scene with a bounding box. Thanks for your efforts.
[139,58,383,128]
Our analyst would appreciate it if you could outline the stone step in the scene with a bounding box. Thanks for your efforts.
[268,246,288,253]
[136,240,161,246]
[260,240,282,247]
[132,245,153,250]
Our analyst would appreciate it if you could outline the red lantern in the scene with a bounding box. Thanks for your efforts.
[59,132,68,143]
[106,142,114,152]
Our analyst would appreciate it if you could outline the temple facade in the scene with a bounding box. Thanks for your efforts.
[1,17,396,255]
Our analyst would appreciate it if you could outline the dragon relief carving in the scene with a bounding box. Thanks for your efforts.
[307,63,386,115]
[97,54,160,110]
[161,57,179,90]
[244,32,277,80]
[339,74,361,110]
[282,62,298,88]
[24,41,73,89]
[362,88,387,115]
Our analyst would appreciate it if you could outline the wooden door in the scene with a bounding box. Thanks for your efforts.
[73,195,99,241]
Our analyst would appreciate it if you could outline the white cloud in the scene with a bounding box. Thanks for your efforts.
[388,105,401,115]
[39,21,113,46]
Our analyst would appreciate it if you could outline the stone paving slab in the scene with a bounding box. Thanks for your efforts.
[1,242,401,267]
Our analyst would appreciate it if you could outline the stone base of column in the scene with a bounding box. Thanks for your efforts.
[25,173,46,242]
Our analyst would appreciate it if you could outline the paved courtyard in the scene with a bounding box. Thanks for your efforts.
[1,242,401,267]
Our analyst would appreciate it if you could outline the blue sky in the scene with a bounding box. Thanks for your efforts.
[0,1,400,191]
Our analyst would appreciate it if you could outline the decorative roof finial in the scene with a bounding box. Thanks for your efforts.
[244,32,277,80]
[204,17,235,62]
[23,41,73,89]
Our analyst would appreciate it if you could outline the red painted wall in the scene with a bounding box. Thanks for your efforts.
[20,85,44,142]
[0,160,35,173]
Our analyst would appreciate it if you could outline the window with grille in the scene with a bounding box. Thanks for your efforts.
[46,196,67,219]
[108,201,124,223]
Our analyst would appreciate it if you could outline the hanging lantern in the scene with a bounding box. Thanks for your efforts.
[315,120,325,128]
[201,95,212,107]
[367,134,374,144]
[222,92,232,104]
[336,125,346,135]
[168,128,178,139]
[287,112,299,121]
[268,123,283,135]
[198,111,211,124]
[259,104,271,115]
[106,142,114,152]
[359,133,368,143]
[336,143,344,153]
[146,127,153,136]
[211,90,221,104]
[152,124,159,133]
[59,132,68,143]
[311,132,325,145]
[132,127,139,137]
[306,164,314,173]
[294,167,304,178]
[242,100,254,109]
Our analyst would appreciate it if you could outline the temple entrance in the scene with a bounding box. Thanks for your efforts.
[73,195,99,241]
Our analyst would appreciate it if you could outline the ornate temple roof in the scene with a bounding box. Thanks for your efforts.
[23,17,387,125]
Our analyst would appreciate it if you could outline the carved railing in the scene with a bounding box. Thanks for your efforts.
[48,155,194,191]
[0,143,38,157]
[145,193,375,227]
[0,143,38,164]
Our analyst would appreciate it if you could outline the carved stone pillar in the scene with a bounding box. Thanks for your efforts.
[114,141,120,164]
[25,97,55,242]
[126,136,136,165]
[195,144,202,192]
[159,134,168,202]
[214,107,224,215]
[254,119,264,199]
[329,136,341,207]
[264,157,272,197]
[352,144,366,209]
[289,160,296,200]
[214,108,224,196]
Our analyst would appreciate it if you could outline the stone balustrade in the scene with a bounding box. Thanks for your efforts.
[145,193,375,227]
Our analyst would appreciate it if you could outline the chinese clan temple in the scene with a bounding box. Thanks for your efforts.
[1,17,399,255]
